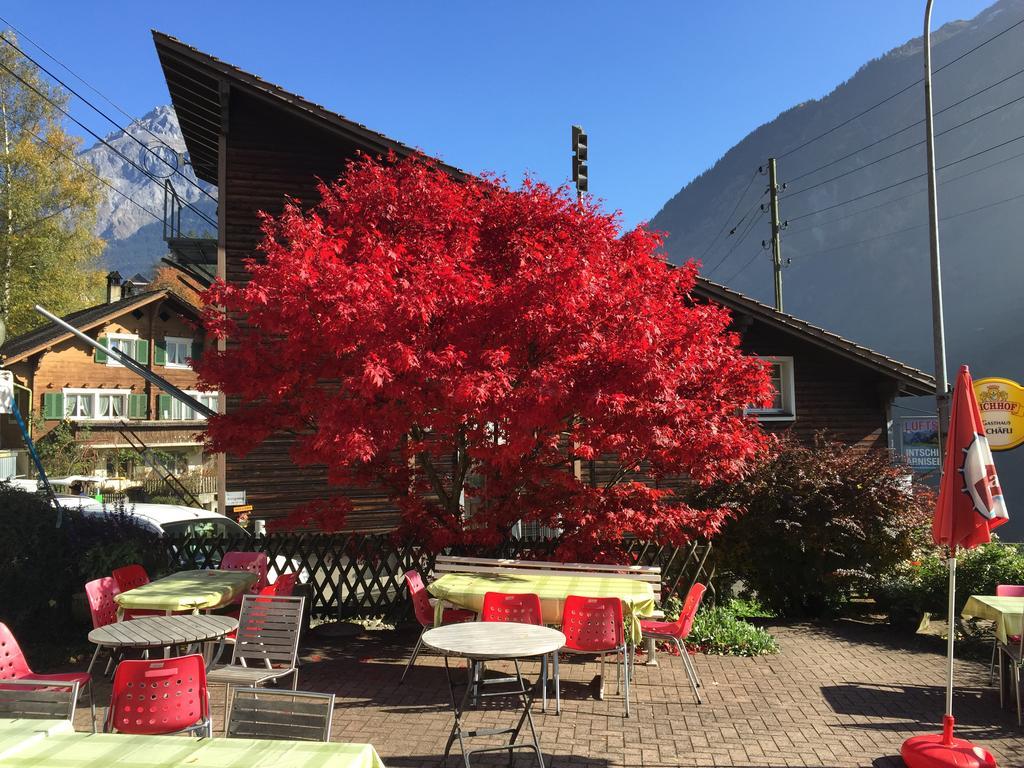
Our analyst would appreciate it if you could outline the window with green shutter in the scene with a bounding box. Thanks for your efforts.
[42,392,64,420]
[157,394,172,420]
[94,336,108,364]
[154,339,167,366]
[134,339,149,365]
[128,394,148,420]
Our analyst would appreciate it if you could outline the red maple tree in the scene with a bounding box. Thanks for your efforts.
[197,156,773,558]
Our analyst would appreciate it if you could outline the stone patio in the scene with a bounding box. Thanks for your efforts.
[74,619,1024,767]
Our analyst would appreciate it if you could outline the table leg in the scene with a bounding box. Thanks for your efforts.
[645,636,659,666]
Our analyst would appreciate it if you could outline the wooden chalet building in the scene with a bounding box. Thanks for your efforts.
[0,273,216,489]
[152,33,935,531]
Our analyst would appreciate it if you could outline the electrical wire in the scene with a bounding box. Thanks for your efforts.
[695,169,761,262]
[777,14,1024,160]
[785,64,1024,187]
[706,207,767,278]
[0,26,216,203]
[0,59,216,230]
[720,248,767,284]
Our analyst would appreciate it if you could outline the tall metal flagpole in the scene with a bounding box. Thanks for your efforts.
[924,0,957,731]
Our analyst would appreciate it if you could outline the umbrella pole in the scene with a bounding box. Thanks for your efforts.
[943,549,957,744]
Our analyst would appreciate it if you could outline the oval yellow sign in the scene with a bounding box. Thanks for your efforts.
[973,377,1024,451]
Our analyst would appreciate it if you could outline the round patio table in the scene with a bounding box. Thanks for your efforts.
[86,614,238,673]
[423,622,565,768]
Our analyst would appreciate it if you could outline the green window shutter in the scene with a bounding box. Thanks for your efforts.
[128,394,147,420]
[157,394,172,420]
[134,339,149,365]
[190,339,203,365]
[42,393,64,420]
[154,339,167,366]
[94,336,108,364]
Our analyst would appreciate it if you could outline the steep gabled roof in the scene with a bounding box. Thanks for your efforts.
[1,290,199,365]
[692,277,935,396]
[152,31,468,186]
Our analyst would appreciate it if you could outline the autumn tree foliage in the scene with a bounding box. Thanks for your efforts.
[197,155,773,558]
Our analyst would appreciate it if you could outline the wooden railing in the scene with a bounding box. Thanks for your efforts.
[161,533,715,622]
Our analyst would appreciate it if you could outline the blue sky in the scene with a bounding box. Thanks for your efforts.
[2,0,994,228]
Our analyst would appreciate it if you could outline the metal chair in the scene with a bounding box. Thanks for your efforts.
[0,621,94,730]
[226,687,334,742]
[0,677,80,721]
[991,584,1024,685]
[105,654,211,736]
[220,551,270,596]
[400,570,475,683]
[479,591,555,711]
[206,594,305,732]
[558,595,631,717]
[639,583,706,703]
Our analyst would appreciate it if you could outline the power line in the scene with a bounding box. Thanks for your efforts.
[720,248,766,284]
[777,14,1024,160]
[0,26,216,204]
[785,64,1024,186]
[706,206,767,277]
[786,90,1024,198]
[0,58,216,230]
[696,169,760,262]
[787,131,1024,223]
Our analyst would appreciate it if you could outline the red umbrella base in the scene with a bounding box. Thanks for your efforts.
[901,718,998,768]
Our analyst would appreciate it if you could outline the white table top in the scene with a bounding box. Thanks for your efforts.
[422,622,565,660]
[88,614,238,648]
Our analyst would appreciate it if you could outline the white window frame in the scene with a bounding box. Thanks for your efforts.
[748,356,796,421]
[62,388,131,421]
[171,390,219,421]
[164,336,193,369]
[105,332,138,368]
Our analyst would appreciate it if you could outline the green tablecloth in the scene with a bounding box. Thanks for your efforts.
[1,731,386,768]
[114,570,258,614]
[962,594,1024,644]
[428,572,657,645]
[0,719,73,760]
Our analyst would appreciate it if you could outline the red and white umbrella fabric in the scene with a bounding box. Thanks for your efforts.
[903,364,1005,768]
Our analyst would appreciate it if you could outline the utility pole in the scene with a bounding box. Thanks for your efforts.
[571,125,588,200]
[767,157,784,312]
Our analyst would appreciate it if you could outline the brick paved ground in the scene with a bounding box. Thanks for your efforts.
[74,619,1024,767]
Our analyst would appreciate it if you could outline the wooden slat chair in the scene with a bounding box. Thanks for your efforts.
[226,688,334,742]
[206,594,304,733]
[0,678,80,722]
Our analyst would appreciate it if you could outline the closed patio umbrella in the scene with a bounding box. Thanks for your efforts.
[902,364,1006,768]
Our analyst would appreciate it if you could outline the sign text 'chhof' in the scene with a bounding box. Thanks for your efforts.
[974,377,1024,451]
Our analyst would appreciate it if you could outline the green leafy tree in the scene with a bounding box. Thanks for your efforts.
[33,417,98,477]
[0,32,104,334]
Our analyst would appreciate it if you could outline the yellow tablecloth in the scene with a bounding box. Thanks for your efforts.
[114,570,258,614]
[0,719,73,760]
[428,572,657,645]
[962,594,1024,644]
[0,731,386,768]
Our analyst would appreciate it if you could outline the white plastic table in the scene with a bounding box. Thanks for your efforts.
[422,622,565,768]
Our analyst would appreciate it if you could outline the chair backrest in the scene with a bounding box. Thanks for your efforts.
[0,622,33,679]
[996,584,1024,597]
[674,583,707,639]
[480,592,543,625]
[106,654,209,735]
[227,687,334,742]
[221,551,270,592]
[85,576,121,629]
[261,572,299,597]
[232,595,305,670]
[404,570,435,627]
[112,564,150,593]
[562,595,625,652]
[0,678,79,721]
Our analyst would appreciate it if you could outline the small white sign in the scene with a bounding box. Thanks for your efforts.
[0,371,13,415]
[224,490,246,506]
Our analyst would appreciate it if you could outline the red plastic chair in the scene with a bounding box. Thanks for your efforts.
[639,583,707,703]
[112,564,150,593]
[400,570,475,683]
[480,591,555,710]
[220,551,270,598]
[104,654,211,736]
[220,572,302,643]
[0,621,95,729]
[559,595,631,716]
[991,584,1024,684]
[84,577,123,676]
